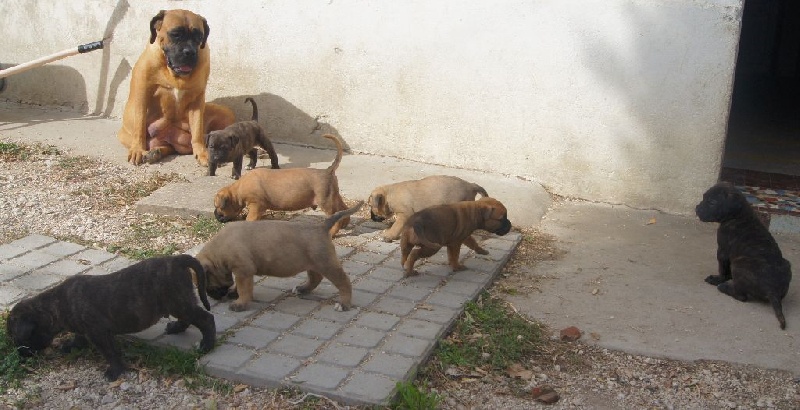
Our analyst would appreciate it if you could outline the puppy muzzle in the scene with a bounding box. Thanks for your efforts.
[207,286,229,300]
[213,208,235,223]
[370,210,386,222]
[494,218,512,236]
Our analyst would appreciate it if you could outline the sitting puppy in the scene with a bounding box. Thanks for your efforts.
[368,175,489,242]
[695,182,792,329]
[400,197,512,277]
[197,202,363,312]
[205,97,280,179]
[6,254,216,381]
[212,133,350,237]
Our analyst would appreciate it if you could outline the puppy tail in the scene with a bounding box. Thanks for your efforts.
[323,134,343,173]
[769,295,787,330]
[244,97,258,122]
[185,255,212,311]
[474,184,489,199]
[324,201,363,232]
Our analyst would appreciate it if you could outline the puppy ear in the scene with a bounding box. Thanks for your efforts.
[482,206,496,221]
[149,10,166,44]
[230,135,239,146]
[11,318,36,343]
[204,133,211,147]
[372,193,385,208]
[201,17,210,49]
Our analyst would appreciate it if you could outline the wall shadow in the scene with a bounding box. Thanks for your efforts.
[210,93,348,169]
[93,0,130,116]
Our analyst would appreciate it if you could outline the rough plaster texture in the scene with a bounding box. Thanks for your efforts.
[0,0,744,213]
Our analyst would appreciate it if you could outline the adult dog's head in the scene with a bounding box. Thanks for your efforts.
[477,197,512,236]
[213,186,245,223]
[6,299,59,357]
[367,188,392,222]
[149,9,210,77]
[695,182,748,223]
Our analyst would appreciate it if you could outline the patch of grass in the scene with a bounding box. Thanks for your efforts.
[433,292,543,371]
[108,243,179,261]
[391,381,441,410]
[0,312,40,394]
[0,141,60,162]
[191,216,223,240]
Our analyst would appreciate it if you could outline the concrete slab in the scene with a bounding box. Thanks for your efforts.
[506,201,800,374]
[0,101,551,227]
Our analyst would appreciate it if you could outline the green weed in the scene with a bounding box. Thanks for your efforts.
[391,381,441,410]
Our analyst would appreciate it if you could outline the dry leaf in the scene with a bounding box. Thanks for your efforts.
[506,363,534,380]
[646,217,657,225]
[108,379,124,388]
[233,384,248,393]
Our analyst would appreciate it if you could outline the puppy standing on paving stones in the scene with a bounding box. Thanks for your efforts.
[212,133,350,237]
[401,197,512,277]
[6,255,216,381]
[368,175,489,242]
[197,202,363,312]
[696,182,792,329]
[205,97,280,179]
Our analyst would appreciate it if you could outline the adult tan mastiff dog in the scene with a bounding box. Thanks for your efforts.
[212,134,350,237]
[368,175,489,242]
[197,202,363,312]
[118,9,235,166]
[400,197,512,277]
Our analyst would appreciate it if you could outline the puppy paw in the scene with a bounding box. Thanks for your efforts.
[381,236,395,243]
[475,247,489,255]
[104,365,128,382]
[165,320,190,334]
[704,275,727,285]
[334,302,350,312]
[197,338,216,354]
[403,270,420,278]
[229,301,248,312]
[143,149,163,164]
[293,285,311,295]
[452,264,468,272]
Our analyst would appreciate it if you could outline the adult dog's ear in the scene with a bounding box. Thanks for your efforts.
[149,10,166,44]
[201,17,210,49]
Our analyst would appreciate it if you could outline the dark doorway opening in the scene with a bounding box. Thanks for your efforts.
[722,0,800,190]
[721,0,800,221]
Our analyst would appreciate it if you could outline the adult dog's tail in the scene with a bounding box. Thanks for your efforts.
[323,201,363,233]
[323,134,344,173]
[182,254,212,311]
[244,97,258,122]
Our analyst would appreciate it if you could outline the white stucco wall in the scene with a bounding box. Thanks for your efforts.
[0,0,744,214]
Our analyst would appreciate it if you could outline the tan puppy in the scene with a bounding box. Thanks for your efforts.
[213,134,350,236]
[117,9,236,166]
[368,175,489,242]
[400,197,512,277]
[197,202,363,312]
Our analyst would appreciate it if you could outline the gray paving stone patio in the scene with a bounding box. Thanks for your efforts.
[0,215,520,406]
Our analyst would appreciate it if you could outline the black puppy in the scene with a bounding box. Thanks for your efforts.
[204,97,280,179]
[6,254,216,381]
[695,182,792,329]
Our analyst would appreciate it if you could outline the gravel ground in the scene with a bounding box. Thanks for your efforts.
[1,142,799,409]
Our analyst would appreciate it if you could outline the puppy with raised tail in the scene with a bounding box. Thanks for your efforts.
[212,133,350,237]
[695,182,792,329]
[205,97,280,179]
[400,197,512,278]
[368,175,489,242]
[6,255,216,381]
[197,202,363,312]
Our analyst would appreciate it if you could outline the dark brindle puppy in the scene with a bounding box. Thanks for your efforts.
[205,97,280,179]
[695,182,792,329]
[5,254,216,381]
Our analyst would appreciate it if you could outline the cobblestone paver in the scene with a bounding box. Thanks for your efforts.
[0,216,520,406]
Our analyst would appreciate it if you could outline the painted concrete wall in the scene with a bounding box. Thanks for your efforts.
[0,0,744,214]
